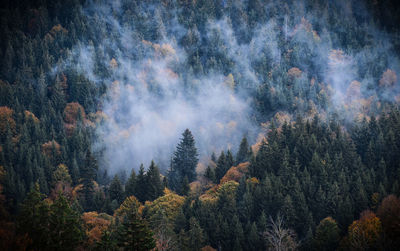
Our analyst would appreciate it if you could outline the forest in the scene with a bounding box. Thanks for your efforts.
[0,0,400,250]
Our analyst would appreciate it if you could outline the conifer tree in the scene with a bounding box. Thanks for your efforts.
[236,136,250,164]
[168,129,198,192]
[146,160,163,201]
[116,209,156,250]
[109,175,124,204]
[125,168,136,198]
[135,164,147,203]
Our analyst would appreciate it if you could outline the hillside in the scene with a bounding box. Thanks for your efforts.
[0,0,400,250]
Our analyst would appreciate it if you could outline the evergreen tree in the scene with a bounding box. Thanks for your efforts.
[109,175,124,204]
[215,151,227,182]
[135,164,147,203]
[313,217,340,251]
[47,195,85,251]
[125,168,136,197]
[17,183,50,250]
[146,160,163,201]
[187,217,204,251]
[168,129,198,192]
[116,209,156,250]
[204,166,216,183]
[180,176,190,196]
[80,150,98,210]
[236,136,250,164]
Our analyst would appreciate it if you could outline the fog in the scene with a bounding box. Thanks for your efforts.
[58,0,400,174]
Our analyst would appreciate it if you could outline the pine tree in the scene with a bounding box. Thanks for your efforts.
[180,176,190,196]
[135,164,147,203]
[109,175,124,204]
[215,151,227,182]
[168,129,198,192]
[236,136,250,164]
[48,195,84,250]
[313,217,340,251]
[146,160,163,201]
[116,209,156,250]
[125,168,136,197]
[80,150,98,210]
[187,217,204,251]
[17,183,49,249]
[204,166,216,183]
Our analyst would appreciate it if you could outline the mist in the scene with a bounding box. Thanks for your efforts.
[57,0,400,174]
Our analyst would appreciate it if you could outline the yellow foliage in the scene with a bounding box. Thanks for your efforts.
[64,102,86,124]
[44,24,68,42]
[224,73,235,90]
[348,210,382,250]
[247,177,259,185]
[220,162,249,184]
[72,184,83,200]
[189,181,202,196]
[144,191,185,226]
[24,111,39,123]
[52,164,72,185]
[109,58,118,68]
[82,212,112,246]
[274,111,292,127]
[63,102,86,135]
[251,134,267,155]
[115,196,141,219]
[49,24,68,36]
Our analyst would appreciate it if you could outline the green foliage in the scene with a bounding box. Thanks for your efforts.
[145,161,164,201]
[1,0,400,250]
[236,136,251,165]
[109,175,124,205]
[168,129,198,192]
[18,184,84,251]
[125,169,136,198]
[116,210,155,251]
[313,217,340,251]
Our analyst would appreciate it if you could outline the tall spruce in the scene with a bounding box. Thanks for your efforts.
[168,129,198,192]
[146,160,164,201]
[236,136,250,164]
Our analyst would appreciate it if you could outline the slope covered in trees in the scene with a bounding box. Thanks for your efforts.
[0,0,400,250]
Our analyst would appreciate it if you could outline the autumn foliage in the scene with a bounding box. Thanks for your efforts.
[287,67,302,78]
[82,212,112,246]
[377,195,400,245]
[379,69,397,87]
[64,102,86,124]
[24,111,39,123]
[41,140,61,157]
[63,102,86,135]
[114,196,142,219]
[0,106,15,137]
[220,162,249,184]
[347,210,382,250]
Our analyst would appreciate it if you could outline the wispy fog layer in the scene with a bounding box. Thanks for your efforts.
[58,0,399,174]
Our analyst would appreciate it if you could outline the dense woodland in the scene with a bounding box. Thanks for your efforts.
[1,0,400,250]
